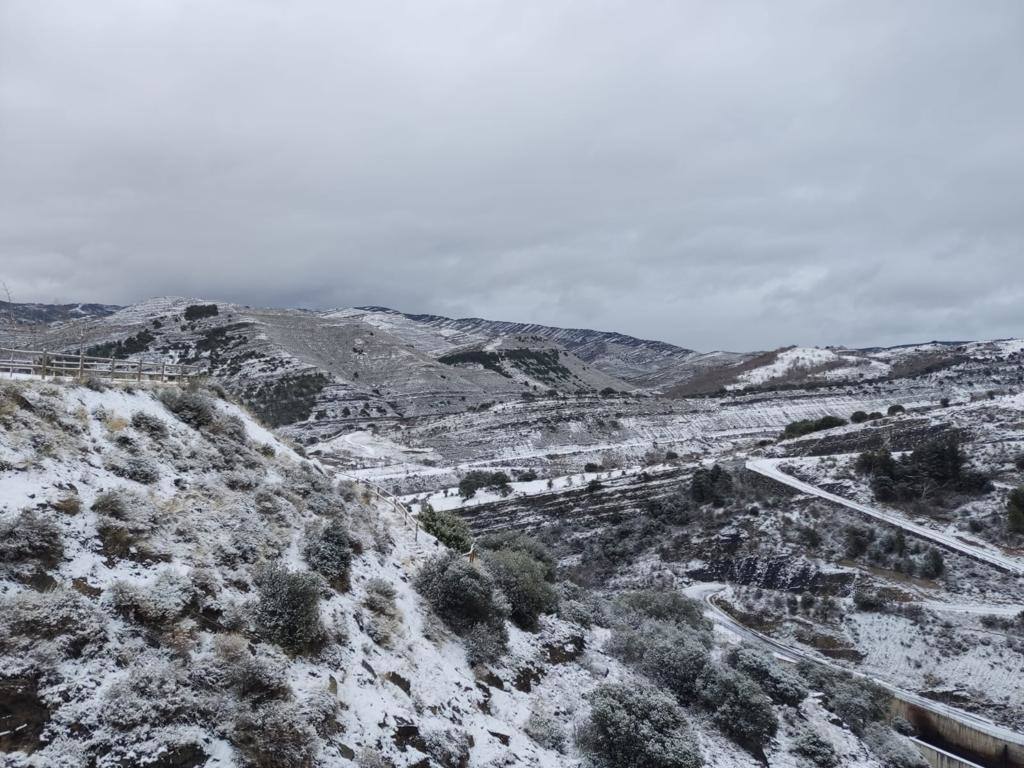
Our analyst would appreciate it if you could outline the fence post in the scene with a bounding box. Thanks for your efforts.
[109,357,115,378]
[78,351,84,381]
[161,361,166,382]
[136,359,142,383]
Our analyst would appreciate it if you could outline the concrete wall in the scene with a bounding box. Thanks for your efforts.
[912,738,987,768]
[892,700,1023,768]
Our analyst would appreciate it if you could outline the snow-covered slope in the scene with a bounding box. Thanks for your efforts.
[0,379,913,768]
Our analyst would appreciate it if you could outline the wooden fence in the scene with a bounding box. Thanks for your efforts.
[0,347,200,383]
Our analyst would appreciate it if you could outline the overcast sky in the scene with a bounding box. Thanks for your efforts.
[1,1,1022,351]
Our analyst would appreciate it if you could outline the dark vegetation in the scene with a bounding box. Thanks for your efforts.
[184,303,220,321]
[86,329,155,359]
[855,433,992,504]
[782,415,847,440]
[418,504,474,552]
[241,371,330,427]
[253,564,327,655]
[414,551,509,663]
[458,470,511,499]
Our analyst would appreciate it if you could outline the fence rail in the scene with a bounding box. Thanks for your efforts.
[0,347,200,383]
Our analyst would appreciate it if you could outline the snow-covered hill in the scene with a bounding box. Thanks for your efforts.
[0,378,917,768]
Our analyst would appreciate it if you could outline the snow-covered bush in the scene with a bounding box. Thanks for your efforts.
[232,700,319,768]
[100,650,201,732]
[92,489,159,561]
[363,578,401,647]
[304,490,345,518]
[577,681,703,768]
[555,581,600,628]
[525,704,567,752]
[208,634,290,701]
[418,503,473,552]
[422,726,473,768]
[130,410,168,438]
[463,621,509,665]
[159,389,216,428]
[209,412,248,443]
[0,588,105,659]
[282,462,333,498]
[792,726,839,767]
[799,663,888,735]
[700,666,778,754]
[0,509,63,568]
[863,723,928,768]
[638,628,712,701]
[109,570,195,629]
[725,646,807,707]
[415,551,509,643]
[106,456,160,484]
[225,469,261,491]
[481,548,558,630]
[253,564,327,655]
[478,530,557,580]
[304,519,354,591]
[613,589,710,633]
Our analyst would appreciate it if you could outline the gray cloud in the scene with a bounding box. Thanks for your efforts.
[2,0,1022,351]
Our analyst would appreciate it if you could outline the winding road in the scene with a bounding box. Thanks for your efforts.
[686,583,1024,751]
[745,458,1024,577]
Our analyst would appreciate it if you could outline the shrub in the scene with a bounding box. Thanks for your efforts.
[415,551,508,658]
[184,303,220,321]
[725,646,806,706]
[422,727,473,768]
[463,621,509,665]
[918,547,945,578]
[253,564,326,655]
[577,681,702,768]
[1015,454,1024,471]
[0,510,63,567]
[233,700,319,768]
[525,705,567,752]
[303,520,353,591]
[863,723,928,768]
[614,590,711,633]
[159,389,216,428]
[805,668,888,735]
[110,570,195,628]
[1008,487,1024,533]
[478,530,556,580]
[0,588,106,657]
[457,470,511,499]
[482,548,558,630]
[690,464,732,505]
[52,495,81,515]
[782,416,846,440]
[106,456,159,484]
[210,634,290,702]
[418,504,473,552]
[792,727,839,768]
[700,666,778,753]
[130,411,168,438]
[851,410,869,424]
[363,578,401,647]
[887,404,906,416]
[638,628,712,700]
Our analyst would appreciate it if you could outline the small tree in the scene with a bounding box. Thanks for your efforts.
[1008,487,1024,533]
[304,519,353,591]
[415,551,508,647]
[418,504,473,553]
[482,549,557,630]
[253,565,326,655]
[578,682,702,768]
[700,667,778,754]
